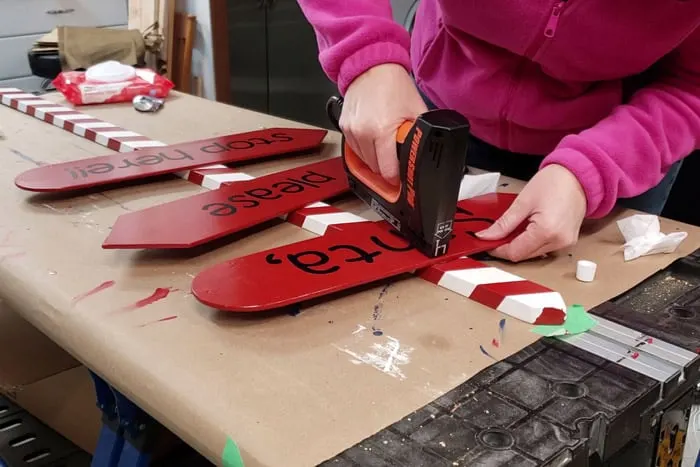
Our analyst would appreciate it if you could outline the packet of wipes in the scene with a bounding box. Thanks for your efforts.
[53,61,174,106]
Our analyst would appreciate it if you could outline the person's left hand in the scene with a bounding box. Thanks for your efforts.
[476,164,587,262]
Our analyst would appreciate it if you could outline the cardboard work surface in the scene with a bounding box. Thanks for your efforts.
[1,91,699,467]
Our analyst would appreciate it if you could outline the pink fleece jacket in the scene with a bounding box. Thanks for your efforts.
[297,0,700,218]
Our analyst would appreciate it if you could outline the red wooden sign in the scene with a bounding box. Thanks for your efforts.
[191,193,519,311]
[14,127,327,192]
[102,158,350,249]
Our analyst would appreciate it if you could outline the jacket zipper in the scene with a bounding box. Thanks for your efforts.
[544,1,566,38]
[498,1,570,148]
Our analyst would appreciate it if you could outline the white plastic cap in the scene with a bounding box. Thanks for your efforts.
[576,260,597,282]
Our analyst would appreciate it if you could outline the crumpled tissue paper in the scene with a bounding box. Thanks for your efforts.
[616,214,687,261]
[457,171,501,200]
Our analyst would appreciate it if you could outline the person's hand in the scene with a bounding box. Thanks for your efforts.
[340,64,428,184]
[476,164,587,262]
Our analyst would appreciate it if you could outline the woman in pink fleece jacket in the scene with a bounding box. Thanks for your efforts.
[297,0,700,262]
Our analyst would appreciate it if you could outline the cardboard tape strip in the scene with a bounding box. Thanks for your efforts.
[0,88,565,324]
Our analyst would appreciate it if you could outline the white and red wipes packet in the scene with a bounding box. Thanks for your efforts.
[53,60,174,106]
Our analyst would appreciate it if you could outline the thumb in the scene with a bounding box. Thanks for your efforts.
[476,200,530,240]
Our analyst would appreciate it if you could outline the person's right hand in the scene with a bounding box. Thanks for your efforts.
[339,63,429,184]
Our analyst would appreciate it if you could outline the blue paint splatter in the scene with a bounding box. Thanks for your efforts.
[498,318,506,343]
[479,344,497,360]
[370,284,391,337]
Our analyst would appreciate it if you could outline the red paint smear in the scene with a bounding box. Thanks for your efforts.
[631,352,640,360]
[491,338,500,348]
[533,307,566,325]
[0,231,13,245]
[0,252,26,263]
[157,315,178,323]
[72,280,116,304]
[138,315,178,327]
[123,287,173,311]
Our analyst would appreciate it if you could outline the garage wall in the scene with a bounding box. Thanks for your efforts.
[175,0,216,100]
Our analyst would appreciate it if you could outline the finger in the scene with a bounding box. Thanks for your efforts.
[357,132,381,174]
[489,240,554,263]
[476,198,531,241]
[374,133,400,184]
[346,132,380,174]
[488,226,551,262]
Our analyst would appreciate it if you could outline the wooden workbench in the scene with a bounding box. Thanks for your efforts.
[0,91,698,467]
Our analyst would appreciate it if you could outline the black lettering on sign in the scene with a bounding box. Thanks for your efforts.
[265,254,282,264]
[203,170,337,217]
[265,206,500,275]
[134,155,164,166]
[203,195,259,216]
[115,159,140,170]
[266,251,340,275]
[64,167,89,179]
[161,150,194,162]
[369,230,414,252]
[86,163,114,175]
[246,188,282,201]
[68,150,195,178]
[454,206,495,238]
[328,245,382,264]
[200,132,296,153]
[270,132,294,142]
[247,138,274,145]
[272,181,305,194]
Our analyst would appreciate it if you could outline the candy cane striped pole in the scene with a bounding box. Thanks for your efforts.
[0,87,566,324]
[0,88,253,188]
[419,257,567,325]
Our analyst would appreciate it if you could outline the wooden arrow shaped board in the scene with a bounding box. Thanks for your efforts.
[14,127,327,193]
[193,193,518,308]
[102,157,349,249]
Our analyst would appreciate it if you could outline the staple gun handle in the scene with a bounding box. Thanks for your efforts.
[326,96,413,204]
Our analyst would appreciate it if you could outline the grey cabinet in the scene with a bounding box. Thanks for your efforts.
[0,0,128,92]
[226,0,418,129]
[226,0,269,114]
[227,0,338,129]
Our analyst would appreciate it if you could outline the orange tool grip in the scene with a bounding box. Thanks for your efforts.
[343,120,414,204]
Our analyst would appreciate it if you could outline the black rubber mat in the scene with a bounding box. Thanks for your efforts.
[319,248,700,466]
[0,395,89,467]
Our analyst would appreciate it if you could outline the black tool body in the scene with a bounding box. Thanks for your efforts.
[326,96,471,258]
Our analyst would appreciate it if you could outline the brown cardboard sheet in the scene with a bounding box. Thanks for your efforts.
[12,365,102,454]
[0,302,99,453]
[0,302,78,389]
[0,92,698,466]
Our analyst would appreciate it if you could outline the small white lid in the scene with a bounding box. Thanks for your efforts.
[85,60,136,83]
[576,260,597,282]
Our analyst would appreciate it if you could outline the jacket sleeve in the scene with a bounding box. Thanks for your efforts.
[296,1,412,94]
[540,28,700,218]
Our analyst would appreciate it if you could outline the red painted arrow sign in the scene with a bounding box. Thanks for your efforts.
[14,127,327,193]
[102,157,349,249]
[191,193,520,312]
